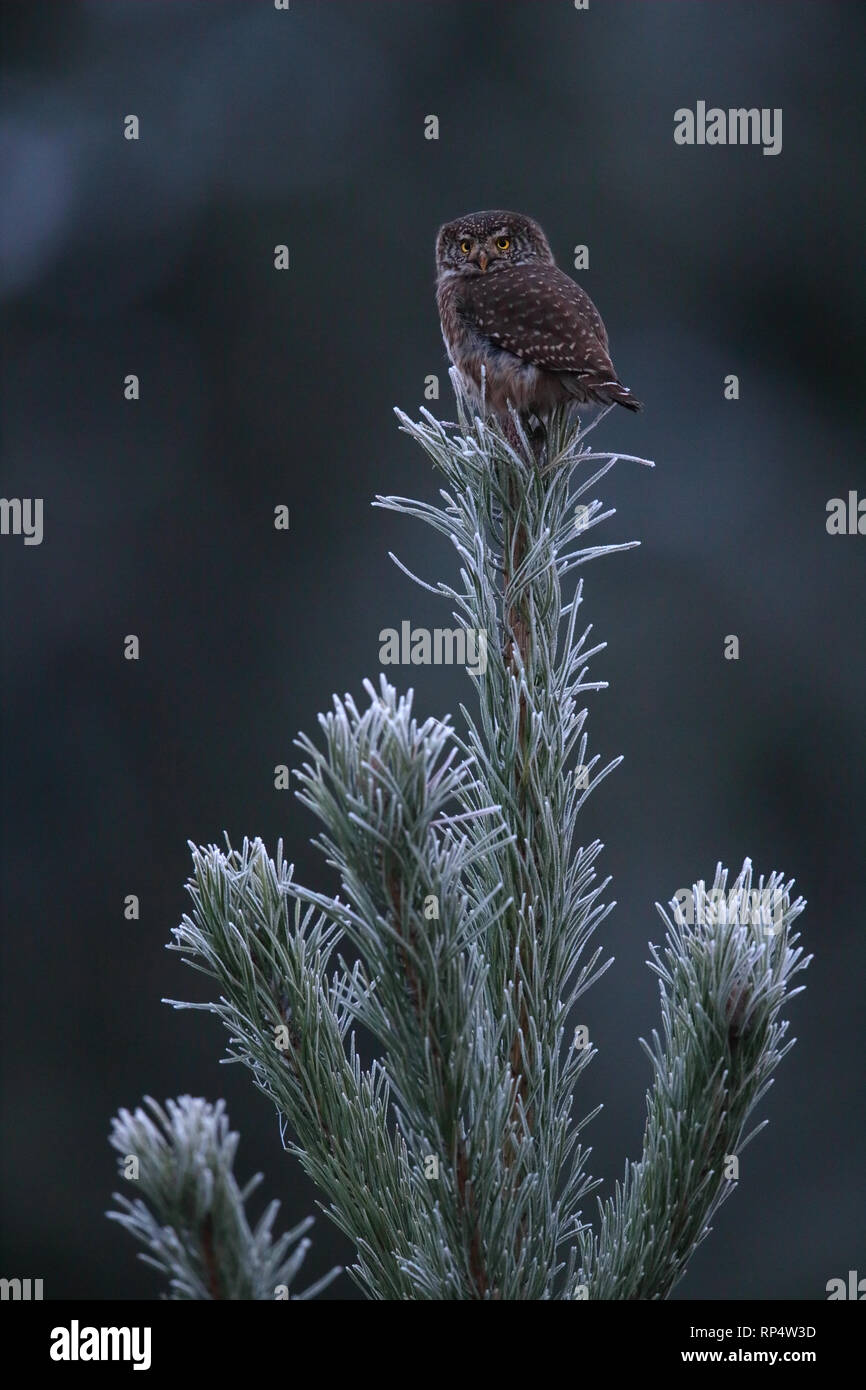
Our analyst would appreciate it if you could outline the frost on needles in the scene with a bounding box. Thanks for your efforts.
[108,374,809,1300]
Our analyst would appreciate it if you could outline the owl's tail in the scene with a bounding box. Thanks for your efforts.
[565,372,643,413]
[587,377,643,412]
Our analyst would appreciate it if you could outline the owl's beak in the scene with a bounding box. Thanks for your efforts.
[476,249,489,273]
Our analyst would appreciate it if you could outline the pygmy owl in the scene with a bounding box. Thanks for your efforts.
[435,209,641,420]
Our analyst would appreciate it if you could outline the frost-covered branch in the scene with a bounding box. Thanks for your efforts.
[107,1096,338,1300]
[577,863,809,1299]
[111,374,808,1300]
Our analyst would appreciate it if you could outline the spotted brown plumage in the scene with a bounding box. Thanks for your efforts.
[435,209,642,420]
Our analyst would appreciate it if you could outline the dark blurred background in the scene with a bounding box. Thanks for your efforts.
[1,0,864,1302]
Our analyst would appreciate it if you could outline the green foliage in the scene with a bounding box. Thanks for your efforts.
[579,862,807,1299]
[107,1096,338,1300]
[109,377,808,1299]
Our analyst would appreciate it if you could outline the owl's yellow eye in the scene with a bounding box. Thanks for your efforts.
[496,236,510,251]
[460,239,472,254]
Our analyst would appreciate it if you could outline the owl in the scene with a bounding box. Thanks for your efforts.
[435,209,641,421]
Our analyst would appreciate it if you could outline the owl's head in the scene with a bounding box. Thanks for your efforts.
[435,210,554,277]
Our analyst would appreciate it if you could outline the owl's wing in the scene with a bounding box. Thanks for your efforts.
[460,263,614,375]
